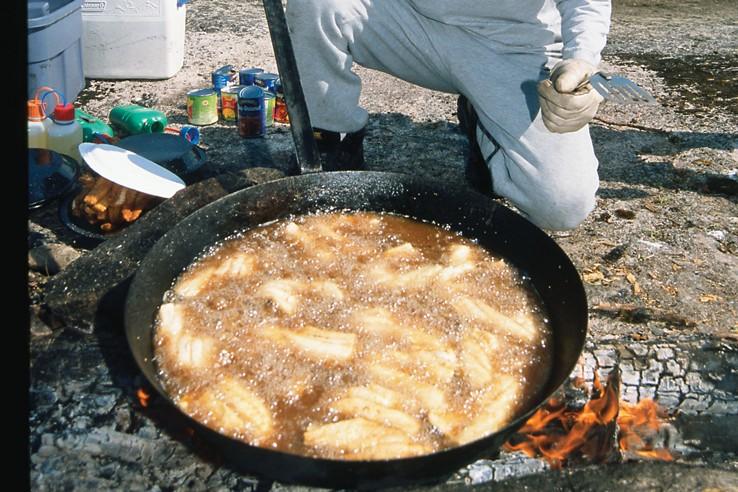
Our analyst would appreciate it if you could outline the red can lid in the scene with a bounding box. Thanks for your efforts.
[53,103,75,122]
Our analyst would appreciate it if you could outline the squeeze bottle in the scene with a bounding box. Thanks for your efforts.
[28,99,51,149]
[47,103,84,164]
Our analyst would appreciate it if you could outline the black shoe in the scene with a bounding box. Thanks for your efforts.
[312,127,366,171]
[457,95,495,196]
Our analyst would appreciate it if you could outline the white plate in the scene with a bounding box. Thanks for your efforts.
[78,143,186,198]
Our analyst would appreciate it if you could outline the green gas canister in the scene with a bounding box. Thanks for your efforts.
[109,104,168,137]
[75,109,115,142]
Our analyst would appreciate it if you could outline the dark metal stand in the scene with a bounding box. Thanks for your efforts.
[262,0,322,173]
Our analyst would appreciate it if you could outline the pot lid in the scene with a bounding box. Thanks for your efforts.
[78,143,186,198]
[28,148,79,209]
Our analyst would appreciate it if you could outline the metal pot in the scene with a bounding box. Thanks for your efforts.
[124,170,587,489]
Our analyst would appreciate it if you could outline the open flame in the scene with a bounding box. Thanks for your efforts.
[504,368,673,467]
[137,388,151,408]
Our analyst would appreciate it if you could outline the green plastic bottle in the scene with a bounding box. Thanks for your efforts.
[75,109,116,142]
[109,104,168,136]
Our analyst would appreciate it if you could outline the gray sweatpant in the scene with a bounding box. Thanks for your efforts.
[286,0,603,230]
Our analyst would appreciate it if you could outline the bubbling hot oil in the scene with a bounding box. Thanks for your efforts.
[154,211,553,459]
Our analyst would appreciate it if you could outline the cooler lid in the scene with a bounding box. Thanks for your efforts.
[28,148,80,209]
[27,0,80,29]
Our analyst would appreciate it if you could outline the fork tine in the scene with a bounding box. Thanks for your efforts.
[613,75,656,103]
[630,83,656,103]
[587,72,656,104]
[619,84,643,103]
[607,85,628,104]
[625,83,652,103]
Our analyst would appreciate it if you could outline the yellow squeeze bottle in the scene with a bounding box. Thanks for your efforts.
[27,100,51,149]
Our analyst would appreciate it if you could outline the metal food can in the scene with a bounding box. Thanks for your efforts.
[220,85,242,122]
[237,85,266,138]
[263,91,276,127]
[274,90,289,124]
[239,67,264,86]
[254,72,280,93]
[187,88,219,126]
[211,65,237,92]
[212,65,237,114]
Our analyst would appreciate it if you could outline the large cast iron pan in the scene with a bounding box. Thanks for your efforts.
[125,170,587,489]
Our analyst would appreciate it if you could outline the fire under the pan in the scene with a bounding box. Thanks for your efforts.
[153,211,553,460]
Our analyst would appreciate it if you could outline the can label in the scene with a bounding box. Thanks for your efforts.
[220,86,242,122]
[238,91,266,138]
[187,89,218,126]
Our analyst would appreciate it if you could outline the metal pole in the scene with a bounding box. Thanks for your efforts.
[262,0,322,173]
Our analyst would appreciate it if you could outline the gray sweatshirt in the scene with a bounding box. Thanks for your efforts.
[407,0,611,66]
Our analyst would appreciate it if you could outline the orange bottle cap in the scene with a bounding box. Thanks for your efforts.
[28,100,46,121]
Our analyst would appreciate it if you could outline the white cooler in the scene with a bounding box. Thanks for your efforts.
[81,0,188,80]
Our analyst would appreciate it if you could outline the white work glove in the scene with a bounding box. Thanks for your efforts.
[537,59,604,133]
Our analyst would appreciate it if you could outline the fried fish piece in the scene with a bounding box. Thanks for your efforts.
[452,297,537,342]
[438,262,476,282]
[346,384,404,408]
[312,221,345,242]
[174,266,217,298]
[261,325,357,362]
[213,252,256,278]
[158,302,184,337]
[304,417,431,460]
[385,348,457,384]
[331,392,421,435]
[447,244,475,265]
[332,212,382,232]
[401,326,448,352]
[179,377,273,444]
[351,307,400,336]
[257,279,302,314]
[428,410,466,436]
[368,363,447,411]
[82,177,114,206]
[383,242,419,258]
[352,311,455,381]
[172,333,215,368]
[157,303,216,368]
[312,280,345,301]
[369,263,444,289]
[451,375,522,445]
[459,328,501,389]
[176,253,256,298]
[104,186,129,226]
[284,222,333,261]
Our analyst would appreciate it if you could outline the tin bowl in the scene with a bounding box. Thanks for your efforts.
[115,133,208,183]
[28,148,80,210]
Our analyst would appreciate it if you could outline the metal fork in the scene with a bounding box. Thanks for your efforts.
[578,71,657,104]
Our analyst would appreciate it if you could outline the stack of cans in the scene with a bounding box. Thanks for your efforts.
[187,63,287,132]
